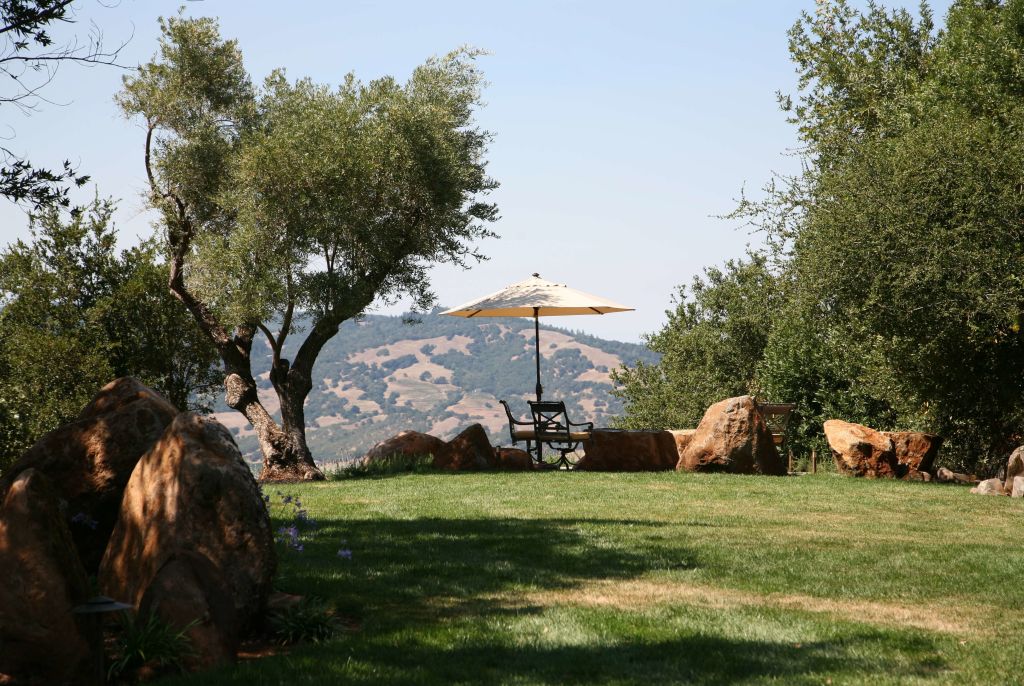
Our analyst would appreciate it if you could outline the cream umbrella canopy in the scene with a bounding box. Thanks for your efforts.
[441,273,634,401]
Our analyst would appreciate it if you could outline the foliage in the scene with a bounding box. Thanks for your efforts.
[159,475,1024,685]
[107,612,196,681]
[119,14,499,475]
[618,0,1024,472]
[0,199,220,469]
[611,253,781,430]
[266,596,341,646]
[0,0,125,209]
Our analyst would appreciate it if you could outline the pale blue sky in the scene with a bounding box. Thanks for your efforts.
[0,0,952,342]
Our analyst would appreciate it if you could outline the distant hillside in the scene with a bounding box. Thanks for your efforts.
[210,310,658,465]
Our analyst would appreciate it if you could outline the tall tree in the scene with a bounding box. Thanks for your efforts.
[612,253,781,430]
[121,16,497,480]
[1,0,124,209]
[0,199,221,470]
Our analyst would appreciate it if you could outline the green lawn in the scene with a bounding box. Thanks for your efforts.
[165,472,1021,685]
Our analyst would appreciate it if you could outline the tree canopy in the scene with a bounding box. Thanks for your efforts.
[122,15,498,480]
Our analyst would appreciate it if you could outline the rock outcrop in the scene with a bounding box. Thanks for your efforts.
[935,467,976,485]
[0,377,178,570]
[1011,476,1024,498]
[0,469,93,684]
[823,420,899,478]
[1004,447,1024,495]
[882,431,942,475]
[577,429,678,471]
[359,430,447,466]
[100,413,276,631]
[678,396,785,475]
[970,478,1006,496]
[435,423,497,470]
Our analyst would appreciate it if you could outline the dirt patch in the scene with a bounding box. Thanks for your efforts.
[477,579,984,636]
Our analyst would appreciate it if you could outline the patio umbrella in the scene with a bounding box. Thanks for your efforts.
[441,273,634,401]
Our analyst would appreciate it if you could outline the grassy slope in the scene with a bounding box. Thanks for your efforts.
[167,473,1020,685]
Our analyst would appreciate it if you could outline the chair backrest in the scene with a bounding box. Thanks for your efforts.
[499,400,524,443]
[756,402,797,447]
[529,401,570,440]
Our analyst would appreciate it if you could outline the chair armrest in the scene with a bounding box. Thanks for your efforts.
[568,420,594,431]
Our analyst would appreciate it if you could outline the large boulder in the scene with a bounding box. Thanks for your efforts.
[577,429,678,471]
[435,424,497,470]
[0,377,179,571]
[0,470,93,684]
[359,430,447,466]
[138,551,239,671]
[1011,476,1024,498]
[677,396,785,475]
[882,431,942,474]
[1004,446,1024,494]
[970,478,1006,496]
[99,413,276,631]
[823,420,899,478]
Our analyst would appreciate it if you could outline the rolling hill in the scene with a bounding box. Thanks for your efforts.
[210,310,658,465]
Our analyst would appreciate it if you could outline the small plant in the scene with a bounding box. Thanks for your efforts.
[267,596,340,645]
[327,452,434,480]
[107,613,196,681]
[261,490,318,553]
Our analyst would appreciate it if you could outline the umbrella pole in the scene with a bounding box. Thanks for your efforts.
[534,307,542,402]
[534,307,543,464]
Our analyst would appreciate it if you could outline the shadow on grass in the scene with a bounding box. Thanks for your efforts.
[279,516,687,614]
[331,631,947,685]
[161,513,952,685]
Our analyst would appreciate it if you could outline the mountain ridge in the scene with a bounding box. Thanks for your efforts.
[211,310,658,464]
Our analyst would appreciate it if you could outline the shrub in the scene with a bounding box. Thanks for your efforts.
[328,453,434,479]
[267,597,341,645]
[107,613,196,681]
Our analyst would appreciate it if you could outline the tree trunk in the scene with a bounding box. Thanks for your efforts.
[224,371,324,482]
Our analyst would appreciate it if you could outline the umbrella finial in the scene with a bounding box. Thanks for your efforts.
[532,272,540,278]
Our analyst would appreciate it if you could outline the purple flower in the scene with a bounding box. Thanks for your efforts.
[337,548,352,560]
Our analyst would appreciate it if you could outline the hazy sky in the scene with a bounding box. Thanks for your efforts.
[0,0,952,342]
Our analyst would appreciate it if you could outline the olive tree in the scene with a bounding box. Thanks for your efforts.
[120,16,497,480]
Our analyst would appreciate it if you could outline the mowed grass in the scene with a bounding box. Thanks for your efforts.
[165,472,1021,685]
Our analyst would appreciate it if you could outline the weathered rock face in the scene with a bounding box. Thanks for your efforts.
[0,377,178,571]
[494,447,535,471]
[970,478,1006,496]
[669,429,697,457]
[1004,446,1024,495]
[0,469,93,684]
[138,551,239,671]
[1011,476,1024,498]
[435,423,497,470]
[823,420,899,478]
[360,430,447,465]
[577,429,678,471]
[99,413,276,630]
[882,431,942,474]
[678,396,785,475]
